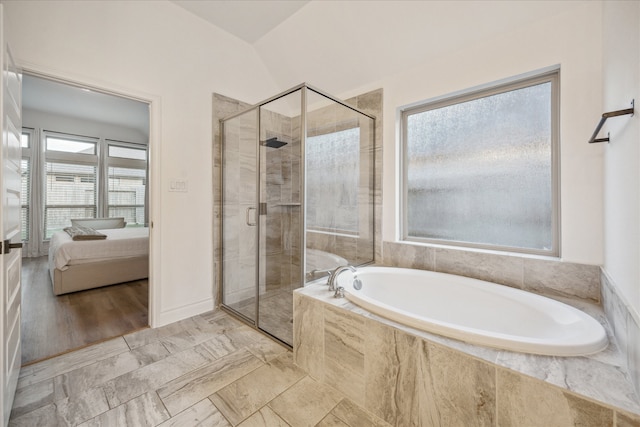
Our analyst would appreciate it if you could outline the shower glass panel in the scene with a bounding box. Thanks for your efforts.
[305,89,375,280]
[221,108,259,323]
[258,90,302,344]
[220,84,375,347]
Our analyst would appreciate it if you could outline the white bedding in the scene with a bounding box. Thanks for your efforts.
[49,227,149,271]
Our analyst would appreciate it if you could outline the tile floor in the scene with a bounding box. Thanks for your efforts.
[11,310,390,426]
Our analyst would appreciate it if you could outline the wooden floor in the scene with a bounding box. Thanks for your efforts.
[21,256,149,366]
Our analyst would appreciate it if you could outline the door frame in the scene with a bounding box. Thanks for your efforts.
[19,66,161,328]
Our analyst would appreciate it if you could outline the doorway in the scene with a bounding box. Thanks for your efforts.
[20,73,151,365]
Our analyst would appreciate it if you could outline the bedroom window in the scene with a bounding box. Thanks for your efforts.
[21,131,32,241]
[44,132,99,239]
[106,141,147,227]
[400,70,559,255]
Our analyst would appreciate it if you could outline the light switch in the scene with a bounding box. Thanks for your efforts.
[169,179,188,192]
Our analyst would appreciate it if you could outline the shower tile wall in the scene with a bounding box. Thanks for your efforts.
[259,108,302,292]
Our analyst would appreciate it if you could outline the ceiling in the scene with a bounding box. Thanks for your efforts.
[22,74,150,138]
[170,0,309,44]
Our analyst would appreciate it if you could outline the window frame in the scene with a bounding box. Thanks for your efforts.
[399,69,560,256]
[104,140,148,227]
[43,131,99,239]
[21,128,34,242]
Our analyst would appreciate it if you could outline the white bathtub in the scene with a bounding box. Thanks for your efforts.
[337,266,608,356]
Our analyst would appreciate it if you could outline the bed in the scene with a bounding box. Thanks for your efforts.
[48,224,149,296]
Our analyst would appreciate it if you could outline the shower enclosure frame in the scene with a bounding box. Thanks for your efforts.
[219,83,376,346]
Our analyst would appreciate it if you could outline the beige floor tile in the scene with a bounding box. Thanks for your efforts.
[209,352,305,425]
[236,406,290,427]
[78,392,169,427]
[316,413,349,427]
[157,399,231,427]
[103,343,217,407]
[329,399,392,427]
[268,376,342,427]
[17,338,130,389]
[158,348,263,416]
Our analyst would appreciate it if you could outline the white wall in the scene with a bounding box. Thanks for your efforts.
[603,1,640,318]
[345,2,604,265]
[256,1,605,265]
[4,0,279,326]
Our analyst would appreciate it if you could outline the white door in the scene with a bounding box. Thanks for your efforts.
[0,5,22,426]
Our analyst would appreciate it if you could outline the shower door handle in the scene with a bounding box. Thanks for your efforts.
[245,207,257,226]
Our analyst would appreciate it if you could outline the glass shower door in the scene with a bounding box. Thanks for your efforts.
[257,90,302,345]
[221,108,259,323]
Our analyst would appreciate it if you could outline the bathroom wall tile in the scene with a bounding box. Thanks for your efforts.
[382,241,435,271]
[268,376,343,427]
[323,305,365,405]
[602,269,640,399]
[78,392,169,427]
[427,342,496,426]
[601,271,629,358]
[293,293,324,380]
[434,247,524,289]
[497,368,614,427]
[210,352,306,425]
[363,320,424,426]
[103,343,217,407]
[523,258,601,302]
[616,410,640,427]
[627,314,640,399]
[330,398,392,427]
[157,348,263,416]
[156,399,230,427]
[236,406,288,427]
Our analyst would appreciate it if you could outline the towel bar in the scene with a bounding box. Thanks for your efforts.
[588,100,634,144]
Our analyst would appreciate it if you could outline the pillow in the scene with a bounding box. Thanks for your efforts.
[71,217,126,230]
[63,226,107,241]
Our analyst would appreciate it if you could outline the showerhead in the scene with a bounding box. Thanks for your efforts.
[261,137,288,149]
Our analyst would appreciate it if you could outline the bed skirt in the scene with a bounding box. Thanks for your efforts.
[51,256,149,296]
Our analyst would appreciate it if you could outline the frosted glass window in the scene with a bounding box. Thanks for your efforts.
[402,73,558,254]
[307,128,360,233]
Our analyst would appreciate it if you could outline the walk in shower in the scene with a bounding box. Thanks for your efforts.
[220,84,375,346]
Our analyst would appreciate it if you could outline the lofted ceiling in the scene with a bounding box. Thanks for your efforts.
[170,0,310,44]
[170,0,585,96]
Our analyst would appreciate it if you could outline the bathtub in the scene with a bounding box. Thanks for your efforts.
[336,266,608,356]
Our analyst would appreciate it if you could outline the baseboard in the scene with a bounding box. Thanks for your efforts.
[153,298,215,328]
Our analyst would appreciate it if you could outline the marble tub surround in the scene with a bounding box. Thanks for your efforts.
[294,283,640,426]
[382,241,602,302]
[11,309,390,427]
[602,270,640,399]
